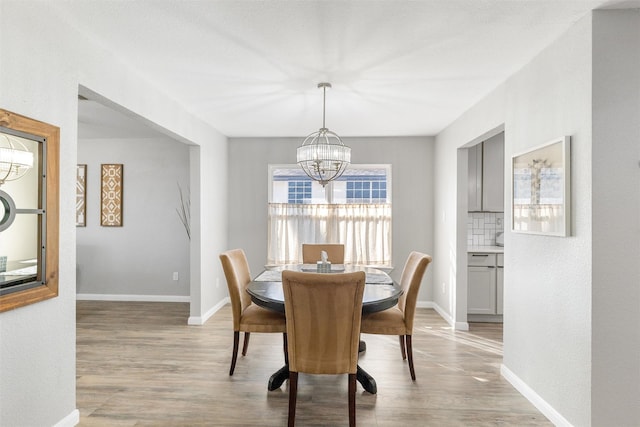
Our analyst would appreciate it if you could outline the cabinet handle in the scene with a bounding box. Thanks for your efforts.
[471,254,489,257]
[487,266,495,269]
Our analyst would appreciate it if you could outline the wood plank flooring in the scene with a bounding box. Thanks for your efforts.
[76,301,550,426]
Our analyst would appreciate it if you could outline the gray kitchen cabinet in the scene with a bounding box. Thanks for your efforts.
[468,132,504,212]
[468,143,483,212]
[467,253,497,314]
[482,133,504,211]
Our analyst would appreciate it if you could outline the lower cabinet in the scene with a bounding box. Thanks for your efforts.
[467,252,503,315]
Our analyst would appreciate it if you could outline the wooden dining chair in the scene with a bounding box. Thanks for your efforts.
[301,243,345,264]
[219,249,287,376]
[282,270,366,427]
[360,251,432,380]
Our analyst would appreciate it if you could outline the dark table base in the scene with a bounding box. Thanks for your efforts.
[267,364,377,394]
[267,365,290,391]
[356,365,377,394]
[267,339,377,394]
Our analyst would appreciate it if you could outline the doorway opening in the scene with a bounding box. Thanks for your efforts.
[456,125,505,335]
[75,90,196,316]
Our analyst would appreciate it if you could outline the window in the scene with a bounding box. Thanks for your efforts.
[268,165,391,266]
[0,109,59,313]
[287,180,311,204]
[346,178,386,203]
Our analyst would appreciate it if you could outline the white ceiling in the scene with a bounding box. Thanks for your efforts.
[69,0,639,139]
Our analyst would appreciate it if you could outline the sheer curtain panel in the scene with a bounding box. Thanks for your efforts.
[267,203,391,266]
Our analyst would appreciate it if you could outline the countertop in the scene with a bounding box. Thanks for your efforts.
[467,245,504,254]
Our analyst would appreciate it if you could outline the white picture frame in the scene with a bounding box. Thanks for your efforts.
[512,136,571,236]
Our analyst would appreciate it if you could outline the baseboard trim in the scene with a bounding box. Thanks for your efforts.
[468,313,503,323]
[188,297,229,325]
[53,409,79,427]
[454,321,470,331]
[501,364,572,427]
[430,301,469,331]
[76,293,190,302]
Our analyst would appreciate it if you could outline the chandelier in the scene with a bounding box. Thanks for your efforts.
[0,133,34,186]
[297,83,351,187]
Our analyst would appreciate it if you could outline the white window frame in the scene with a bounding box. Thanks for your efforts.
[268,164,392,267]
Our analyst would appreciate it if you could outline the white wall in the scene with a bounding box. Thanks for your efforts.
[591,9,640,425]
[434,10,640,426]
[435,14,593,426]
[502,15,593,427]
[0,2,228,426]
[190,140,229,323]
[227,136,435,300]
[76,137,191,299]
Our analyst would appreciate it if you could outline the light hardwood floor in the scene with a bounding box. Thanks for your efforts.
[76,301,550,426]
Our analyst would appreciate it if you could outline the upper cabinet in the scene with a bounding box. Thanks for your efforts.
[482,133,504,211]
[468,132,504,212]
[468,143,483,212]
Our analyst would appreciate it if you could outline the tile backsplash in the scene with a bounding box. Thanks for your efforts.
[468,212,504,247]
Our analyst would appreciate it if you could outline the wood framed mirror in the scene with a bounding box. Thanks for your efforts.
[0,109,59,312]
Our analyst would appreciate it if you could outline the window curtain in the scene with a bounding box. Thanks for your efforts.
[267,203,392,266]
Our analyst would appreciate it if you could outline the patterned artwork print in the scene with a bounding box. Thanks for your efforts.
[101,164,123,226]
[76,164,86,226]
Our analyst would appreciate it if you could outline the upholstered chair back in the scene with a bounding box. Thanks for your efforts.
[219,249,253,330]
[282,270,365,374]
[301,243,345,264]
[397,251,433,333]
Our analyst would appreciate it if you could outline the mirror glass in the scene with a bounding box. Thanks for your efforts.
[0,130,42,293]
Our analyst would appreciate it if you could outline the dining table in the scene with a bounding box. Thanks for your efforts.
[246,264,402,395]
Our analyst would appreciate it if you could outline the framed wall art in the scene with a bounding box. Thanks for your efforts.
[100,164,123,227]
[512,136,570,236]
[76,164,86,226]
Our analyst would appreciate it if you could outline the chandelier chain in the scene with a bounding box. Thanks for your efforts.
[322,84,326,129]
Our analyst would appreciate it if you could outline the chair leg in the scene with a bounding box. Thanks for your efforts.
[348,373,356,427]
[230,331,240,376]
[406,334,416,381]
[288,371,298,427]
[242,332,251,356]
[399,335,407,360]
[283,333,289,365]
